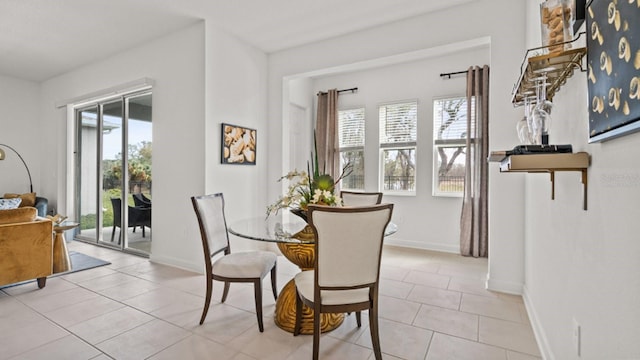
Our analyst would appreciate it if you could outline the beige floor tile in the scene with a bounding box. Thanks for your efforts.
[506,350,543,360]
[326,311,370,343]
[479,317,541,357]
[380,264,411,281]
[161,273,207,296]
[192,303,260,344]
[408,261,441,275]
[10,334,101,360]
[413,304,479,341]
[407,284,462,310]
[76,272,141,292]
[0,298,44,332]
[151,294,212,326]
[59,266,118,284]
[44,295,125,328]
[123,286,202,313]
[426,332,507,360]
[1,277,78,297]
[379,295,421,324]
[356,318,433,360]
[68,306,154,344]
[448,276,500,298]
[222,283,278,314]
[96,319,190,360]
[226,318,307,360]
[403,269,451,289]
[95,277,161,301]
[104,253,149,270]
[287,336,372,360]
[149,334,240,360]
[379,278,414,299]
[16,286,100,314]
[438,262,488,280]
[460,293,523,323]
[88,355,114,360]
[0,243,541,360]
[0,318,69,360]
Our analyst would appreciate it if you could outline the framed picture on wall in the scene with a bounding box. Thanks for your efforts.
[587,0,640,142]
[221,123,257,165]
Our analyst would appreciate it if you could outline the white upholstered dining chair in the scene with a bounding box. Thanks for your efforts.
[339,190,383,206]
[191,193,278,332]
[293,203,394,360]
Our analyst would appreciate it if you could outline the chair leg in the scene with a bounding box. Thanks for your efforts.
[293,288,302,336]
[369,302,382,360]
[254,279,264,332]
[356,311,362,327]
[111,226,116,242]
[270,263,278,300]
[200,278,213,325]
[142,226,146,238]
[221,282,230,303]
[313,302,321,360]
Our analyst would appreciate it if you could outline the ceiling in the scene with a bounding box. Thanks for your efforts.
[0,0,474,82]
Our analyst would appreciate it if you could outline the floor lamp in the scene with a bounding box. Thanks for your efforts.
[0,144,33,193]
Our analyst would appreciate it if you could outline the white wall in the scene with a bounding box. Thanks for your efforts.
[522,2,640,359]
[311,47,490,252]
[269,0,527,293]
[0,75,41,195]
[39,23,207,271]
[37,21,270,271]
[203,22,270,253]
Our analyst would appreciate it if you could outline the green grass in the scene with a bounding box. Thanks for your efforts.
[79,188,148,230]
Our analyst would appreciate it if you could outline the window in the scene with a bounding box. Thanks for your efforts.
[379,101,417,193]
[338,108,365,190]
[432,96,470,196]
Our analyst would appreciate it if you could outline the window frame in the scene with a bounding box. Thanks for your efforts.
[338,107,365,190]
[432,95,469,198]
[378,100,418,195]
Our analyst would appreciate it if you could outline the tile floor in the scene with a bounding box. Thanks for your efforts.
[0,241,541,360]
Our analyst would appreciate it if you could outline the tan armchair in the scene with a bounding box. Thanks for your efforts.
[0,207,54,288]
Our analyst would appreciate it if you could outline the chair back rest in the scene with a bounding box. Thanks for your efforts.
[133,193,151,208]
[308,204,393,288]
[340,191,383,206]
[191,194,230,260]
[111,198,121,226]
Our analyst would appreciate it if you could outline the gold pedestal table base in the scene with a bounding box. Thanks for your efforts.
[275,240,344,334]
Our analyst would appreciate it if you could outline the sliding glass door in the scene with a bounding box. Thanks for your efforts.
[75,91,152,255]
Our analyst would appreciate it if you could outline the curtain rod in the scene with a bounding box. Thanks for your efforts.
[440,70,467,79]
[317,87,358,95]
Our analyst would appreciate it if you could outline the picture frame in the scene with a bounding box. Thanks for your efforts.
[221,123,257,165]
[587,0,640,142]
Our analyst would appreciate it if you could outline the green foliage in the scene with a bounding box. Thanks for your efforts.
[102,141,152,187]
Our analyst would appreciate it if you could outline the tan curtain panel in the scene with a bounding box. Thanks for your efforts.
[315,89,339,177]
[460,65,490,258]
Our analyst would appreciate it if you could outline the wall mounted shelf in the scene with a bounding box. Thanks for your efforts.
[511,33,587,107]
[497,152,590,210]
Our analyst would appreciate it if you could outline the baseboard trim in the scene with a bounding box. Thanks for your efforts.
[485,275,523,295]
[384,238,459,254]
[522,285,554,360]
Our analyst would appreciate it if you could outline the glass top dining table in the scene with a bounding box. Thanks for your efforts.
[227,212,398,244]
[227,211,398,334]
